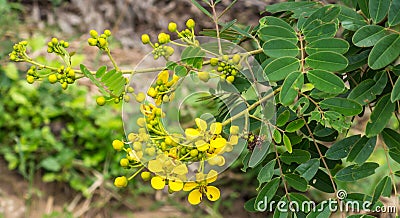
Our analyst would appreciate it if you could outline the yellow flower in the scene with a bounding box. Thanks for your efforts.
[229,125,239,135]
[183,170,220,205]
[195,140,209,152]
[195,118,207,131]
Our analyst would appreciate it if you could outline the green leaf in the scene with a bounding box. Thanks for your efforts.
[307,69,346,94]
[371,176,392,206]
[307,201,332,218]
[302,5,341,30]
[342,49,370,72]
[174,65,188,77]
[285,174,308,192]
[181,46,205,69]
[295,158,320,181]
[40,157,61,172]
[257,160,276,189]
[280,71,303,106]
[335,162,379,181]
[304,23,337,43]
[283,133,292,153]
[265,2,318,13]
[347,136,377,164]
[259,16,294,31]
[388,0,400,26]
[368,34,400,70]
[306,51,348,71]
[366,94,396,137]
[285,119,305,133]
[369,0,390,23]
[4,63,18,80]
[381,128,400,164]
[254,177,280,210]
[348,79,378,105]
[305,38,349,55]
[263,57,300,82]
[190,0,212,18]
[280,149,311,164]
[277,110,290,127]
[338,5,367,31]
[395,170,400,177]
[95,66,107,78]
[263,39,299,58]
[320,98,362,116]
[352,25,388,47]
[391,77,400,102]
[326,135,361,160]
[310,170,335,193]
[241,151,251,172]
[288,193,311,213]
[357,0,370,17]
[258,25,298,44]
[244,197,258,212]
[249,140,270,168]
[273,129,282,143]
[382,128,400,150]
[80,65,109,96]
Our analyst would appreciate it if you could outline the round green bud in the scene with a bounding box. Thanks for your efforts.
[90,30,98,38]
[141,172,151,181]
[63,42,69,48]
[100,34,107,38]
[210,58,219,66]
[232,54,241,64]
[47,47,53,53]
[61,82,68,90]
[48,74,58,84]
[226,75,235,83]
[168,22,177,32]
[190,149,199,157]
[88,38,97,46]
[98,38,107,47]
[51,37,58,44]
[96,96,106,106]
[47,42,53,47]
[104,29,111,37]
[222,55,229,61]
[198,71,210,82]
[186,19,195,29]
[127,86,135,93]
[112,139,124,151]
[114,176,128,188]
[141,34,150,44]
[120,158,130,167]
[135,92,146,103]
[26,75,35,84]
[68,69,75,78]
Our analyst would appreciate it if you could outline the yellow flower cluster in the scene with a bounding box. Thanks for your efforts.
[87,29,111,50]
[47,37,69,55]
[9,40,28,62]
[147,70,179,105]
[211,54,242,83]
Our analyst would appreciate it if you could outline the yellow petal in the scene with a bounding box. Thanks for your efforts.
[229,135,239,145]
[206,186,220,201]
[148,159,163,173]
[195,172,206,182]
[217,156,225,166]
[195,118,207,131]
[169,180,184,192]
[206,170,218,183]
[195,140,209,151]
[229,126,239,135]
[158,70,169,83]
[207,156,220,166]
[183,181,198,191]
[210,137,226,148]
[210,122,222,135]
[185,128,201,140]
[188,189,203,205]
[172,164,188,175]
[151,176,165,190]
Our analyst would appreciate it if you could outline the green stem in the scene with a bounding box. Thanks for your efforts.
[128,166,145,180]
[221,86,281,126]
[106,48,120,71]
